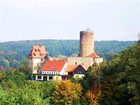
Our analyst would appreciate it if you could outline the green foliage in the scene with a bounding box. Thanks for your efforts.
[0,65,55,105]
[3,69,27,87]
[40,81,55,99]
[0,40,136,70]
[79,41,140,105]
[50,80,82,105]
[0,40,138,105]
[99,42,140,105]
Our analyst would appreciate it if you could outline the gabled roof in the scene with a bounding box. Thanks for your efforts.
[29,45,47,59]
[41,60,66,72]
[66,64,88,72]
[73,65,86,74]
[86,52,100,59]
[66,65,77,72]
[67,65,86,75]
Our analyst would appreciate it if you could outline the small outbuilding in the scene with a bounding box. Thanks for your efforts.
[68,65,86,78]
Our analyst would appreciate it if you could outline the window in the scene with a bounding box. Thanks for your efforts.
[38,49,40,51]
[43,76,47,81]
[38,75,41,79]
[34,49,37,51]
[49,76,53,80]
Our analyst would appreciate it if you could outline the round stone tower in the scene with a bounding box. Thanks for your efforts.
[79,29,94,57]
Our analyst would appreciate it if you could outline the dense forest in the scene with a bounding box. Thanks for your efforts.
[0,40,136,70]
[82,41,140,105]
[0,40,139,105]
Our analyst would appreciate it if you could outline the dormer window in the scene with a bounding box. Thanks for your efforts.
[38,49,40,51]
[34,48,37,51]
[33,53,36,56]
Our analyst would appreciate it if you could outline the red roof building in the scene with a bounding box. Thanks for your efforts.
[40,60,68,75]
[29,45,48,59]
[67,65,86,78]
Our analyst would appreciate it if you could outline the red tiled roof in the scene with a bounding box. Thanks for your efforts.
[41,60,66,72]
[86,52,100,59]
[29,45,47,59]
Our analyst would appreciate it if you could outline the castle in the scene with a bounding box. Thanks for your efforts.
[29,29,103,81]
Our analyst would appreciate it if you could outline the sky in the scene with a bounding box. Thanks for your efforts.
[0,0,140,42]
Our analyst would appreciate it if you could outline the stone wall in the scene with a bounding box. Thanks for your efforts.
[67,57,94,69]
[79,31,94,57]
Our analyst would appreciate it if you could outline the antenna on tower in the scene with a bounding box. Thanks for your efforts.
[86,27,90,31]
[86,27,92,32]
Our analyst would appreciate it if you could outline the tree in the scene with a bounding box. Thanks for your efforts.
[99,42,140,105]
[82,64,105,105]
[0,71,3,81]
[50,80,82,105]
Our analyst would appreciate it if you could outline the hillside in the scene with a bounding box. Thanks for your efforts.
[0,40,136,70]
[0,40,139,105]
[100,41,140,104]
[82,40,140,105]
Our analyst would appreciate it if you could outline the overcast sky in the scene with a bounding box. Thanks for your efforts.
[0,0,140,42]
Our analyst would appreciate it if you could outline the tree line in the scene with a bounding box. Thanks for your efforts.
[0,40,139,105]
[0,40,136,70]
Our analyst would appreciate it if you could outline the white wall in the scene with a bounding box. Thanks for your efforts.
[41,71,60,75]
[60,63,68,75]
[95,58,103,65]
[29,58,42,74]
[67,57,94,67]
[74,74,85,78]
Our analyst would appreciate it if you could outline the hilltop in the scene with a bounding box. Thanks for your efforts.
[0,40,136,70]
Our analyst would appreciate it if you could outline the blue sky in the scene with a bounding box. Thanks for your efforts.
[0,0,140,42]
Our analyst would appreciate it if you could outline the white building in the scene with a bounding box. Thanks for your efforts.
[28,45,48,74]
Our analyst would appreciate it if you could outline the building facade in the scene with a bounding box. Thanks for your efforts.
[29,45,48,74]
[28,29,103,81]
